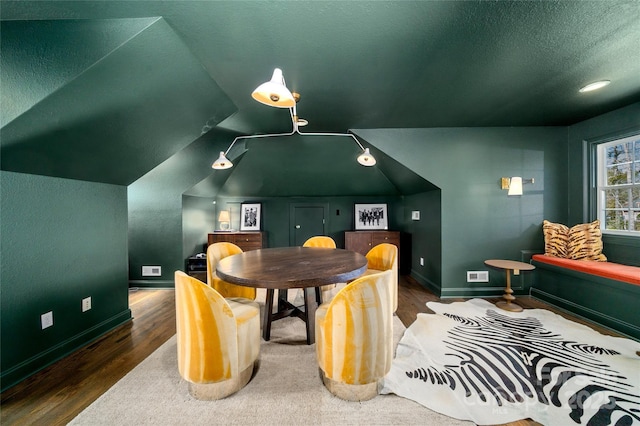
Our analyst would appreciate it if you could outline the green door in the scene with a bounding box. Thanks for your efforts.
[290,204,327,246]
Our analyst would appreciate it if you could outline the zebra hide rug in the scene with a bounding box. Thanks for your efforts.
[382,299,640,426]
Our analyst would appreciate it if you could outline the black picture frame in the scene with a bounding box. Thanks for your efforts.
[355,203,388,230]
[240,203,261,231]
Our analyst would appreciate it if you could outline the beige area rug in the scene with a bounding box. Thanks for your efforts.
[70,289,471,426]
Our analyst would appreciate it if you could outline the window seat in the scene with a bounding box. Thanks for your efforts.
[531,254,640,285]
[530,254,640,340]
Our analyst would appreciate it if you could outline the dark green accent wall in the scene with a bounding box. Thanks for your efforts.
[1,17,236,186]
[0,171,130,391]
[128,129,237,287]
[214,195,404,249]
[567,102,640,266]
[183,195,217,258]
[354,127,568,297]
[403,190,442,294]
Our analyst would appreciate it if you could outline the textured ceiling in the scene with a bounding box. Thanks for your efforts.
[2,1,640,193]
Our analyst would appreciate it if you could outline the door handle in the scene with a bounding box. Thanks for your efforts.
[295,225,301,229]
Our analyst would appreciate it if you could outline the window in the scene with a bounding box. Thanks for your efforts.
[596,134,640,234]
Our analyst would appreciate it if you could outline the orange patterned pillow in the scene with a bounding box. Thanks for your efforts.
[567,220,607,261]
[542,220,569,258]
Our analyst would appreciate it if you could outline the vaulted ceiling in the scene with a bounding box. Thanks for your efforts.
[2,1,640,196]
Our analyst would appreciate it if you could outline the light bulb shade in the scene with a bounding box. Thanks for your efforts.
[218,210,230,222]
[508,177,523,196]
[212,151,233,170]
[357,148,376,166]
[251,68,296,108]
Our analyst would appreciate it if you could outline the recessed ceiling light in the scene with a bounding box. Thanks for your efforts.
[579,80,611,93]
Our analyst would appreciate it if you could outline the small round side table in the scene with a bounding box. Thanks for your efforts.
[484,259,535,312]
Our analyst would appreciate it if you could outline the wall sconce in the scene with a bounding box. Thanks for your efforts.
[218,210,231,230]
[501,177,534,196]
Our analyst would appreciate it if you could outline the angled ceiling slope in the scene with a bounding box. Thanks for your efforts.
[1,17,236,185]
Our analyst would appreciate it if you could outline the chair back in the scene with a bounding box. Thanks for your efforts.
[303,236,337,248]
[365,243,398,274]
[207,242,256,299]
[365,243,398,311]
[316,270,394,386]
[175,271,239,384]
[304,236,338,297]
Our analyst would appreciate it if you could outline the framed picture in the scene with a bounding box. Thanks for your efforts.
[355,203,388,230]
[240,203,261,231]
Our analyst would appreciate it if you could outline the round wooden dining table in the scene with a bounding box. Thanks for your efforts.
[216,246,368,344]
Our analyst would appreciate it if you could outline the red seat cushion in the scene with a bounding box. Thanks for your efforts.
[532,254,640,286]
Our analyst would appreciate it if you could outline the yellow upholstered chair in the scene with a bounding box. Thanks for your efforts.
[207,242,256,300]
[175,271,260,400]
[364,243,398,312]
[303,236,338,301]
[303,236,336,249]
[315,270,394,401]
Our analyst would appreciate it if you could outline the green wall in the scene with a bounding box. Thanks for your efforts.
[567,102,640,266]
[182,195,217,258]
[214,195,404,250]
[143,126,569,298]
[0,171,130,391]
[128,129,236,287]
[355,127,568,297]
[402,190,442,294]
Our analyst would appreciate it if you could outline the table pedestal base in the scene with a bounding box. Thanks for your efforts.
[263,287,321,344]
[495,300,523,312]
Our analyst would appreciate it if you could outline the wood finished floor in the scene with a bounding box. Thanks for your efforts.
[1,275,624,426]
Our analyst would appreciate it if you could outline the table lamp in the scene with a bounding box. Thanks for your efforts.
[218,210,230,231]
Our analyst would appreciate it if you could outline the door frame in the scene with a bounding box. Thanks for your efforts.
[289,203,329,246]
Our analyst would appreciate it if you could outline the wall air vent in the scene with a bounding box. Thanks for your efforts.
[467,271,489,283]
[142,266,162,277]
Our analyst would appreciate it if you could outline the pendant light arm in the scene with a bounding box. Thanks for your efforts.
[295,129,364,149]
[214,68,376,169]
[222,127,297,156]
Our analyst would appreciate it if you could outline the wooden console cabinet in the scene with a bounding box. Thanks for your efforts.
[208,232,265,252]
[344,231,400,256]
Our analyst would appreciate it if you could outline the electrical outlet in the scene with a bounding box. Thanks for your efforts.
[420,257,424,266]
[82,297,92,312]
[142,266,162,276]
[41,311,53,329]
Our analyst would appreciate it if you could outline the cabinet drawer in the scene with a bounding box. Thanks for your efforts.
[237,234,262,243]
[371,233,399,246]
[208,232,265,251]
[240,242,263,251]
[208,234,235,245]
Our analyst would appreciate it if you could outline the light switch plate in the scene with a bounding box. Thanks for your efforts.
[41,311,53,329]
[82,297,92,312]
[411,211,420,220]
